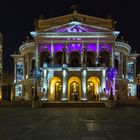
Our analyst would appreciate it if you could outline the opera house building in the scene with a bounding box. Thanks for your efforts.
[11,11,139,102]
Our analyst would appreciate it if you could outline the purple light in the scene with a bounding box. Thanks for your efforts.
[38,43,112,54]
[38,44,51,53]
[68,44,82,53]
[54,44,64,53]
[86,44,96,52]
[99,44,111,53]
[38,44,65,54]
[55,24,97,33]
[107,67,117,81]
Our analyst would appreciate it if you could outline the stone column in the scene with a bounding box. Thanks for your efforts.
[65,44,69,64]
[124,56,128,79]
[81,68,87,101]
[33,43,39,100]
[134,59,137,82]
[81,43,84,65]
[111,44,114,67]
[41,68,48,100]
[61,66,68,101]
[82,44,87,66]
[120,53,123,78]
[14,61,17,83]
[102,69,106,92]
[96,35,99,65]
[35,43,39,69]
[27,54,30,78]
[51,41,54,65]
[22,57,25,79]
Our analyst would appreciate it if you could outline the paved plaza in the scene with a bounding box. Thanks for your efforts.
[0,106,140,140]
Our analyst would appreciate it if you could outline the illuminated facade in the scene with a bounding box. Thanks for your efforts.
[11,11,139,101]
[0,33,2,100]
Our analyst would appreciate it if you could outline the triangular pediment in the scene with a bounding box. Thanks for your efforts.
[36,12,114,31]
[41,21,112,33]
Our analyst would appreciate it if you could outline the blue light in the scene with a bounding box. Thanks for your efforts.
[107,67,117,81]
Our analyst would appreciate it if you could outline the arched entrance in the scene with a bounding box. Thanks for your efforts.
[87,76,100,101]
[49,77,62,101]
[68,77,81,101]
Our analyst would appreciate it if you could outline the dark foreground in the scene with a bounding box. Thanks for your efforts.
[0,106,140,140]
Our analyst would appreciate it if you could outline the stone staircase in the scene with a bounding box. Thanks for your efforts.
[42,101,105,107]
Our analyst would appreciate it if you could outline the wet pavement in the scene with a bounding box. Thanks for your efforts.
[0,106,140,140]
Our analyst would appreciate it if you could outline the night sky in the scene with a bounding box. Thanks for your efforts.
[0,0,140,73]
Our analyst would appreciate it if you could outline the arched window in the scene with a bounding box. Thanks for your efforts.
[99,49,110,67]
[70,52,80,67]
[40,50,51,67]
[86,51,96,67]
[54,52,63,65]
